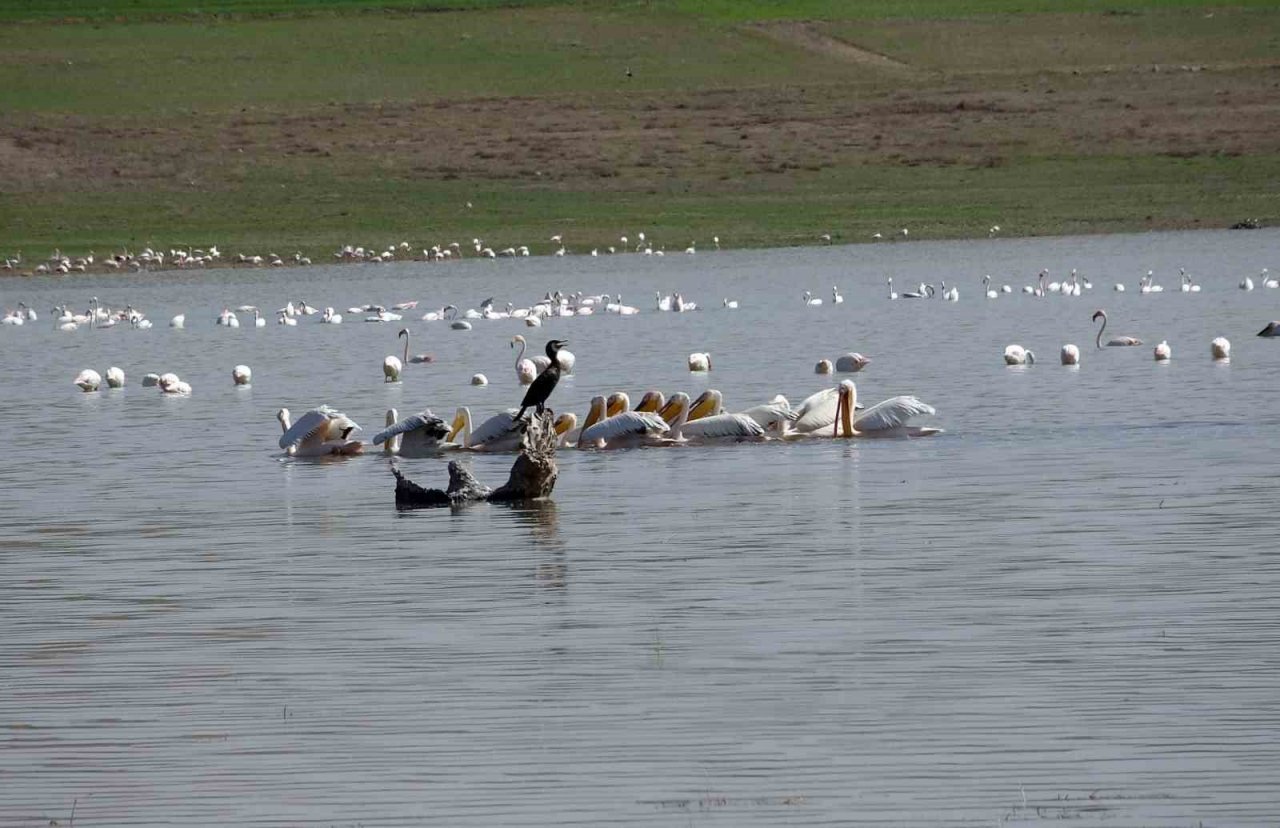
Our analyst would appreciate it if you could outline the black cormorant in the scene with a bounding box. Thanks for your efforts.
[517,340,569,419]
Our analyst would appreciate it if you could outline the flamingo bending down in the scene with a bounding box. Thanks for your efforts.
[1004,345,1035,365]
[1210,337,1230,360]
[688,352,711,372]
[1154,341,1172,361]
[1060,344,1080,365]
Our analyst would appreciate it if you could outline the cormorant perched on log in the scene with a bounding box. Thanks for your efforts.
[517,340,568,420]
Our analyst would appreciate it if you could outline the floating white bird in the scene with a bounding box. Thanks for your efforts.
[1092,309,1142,347]
[832,286,844,304]
[887,278,898,300]
[321,307,343,324]
[1004,344,1035,365]
[1262,269,1279,289]
[233,364,252,386]
[688,352,711,372]
[983,275,999,299]
[1211,337,1230,361]
[158,372,191,395]
[1154,340,1172,361]
[803,291,823,306]
[170,314,186,328]
[815,359,833,374]
[448,407,522,451]
[723,298,739,309]
[512,335,537,385]
[373,408,451,457]
[1239,274,1255,291]
[74,369,101,392]
[1060,344,1081,365]
[471,373,488,386]
[383,352,402,383]
[253,309,267,328]
[141,373,161,387]
[793,381,939,438]
[277,405,363,457]
[105,366,125,388]
[737,395,798,435]
[556,347,576,374]
[835,353,871,373]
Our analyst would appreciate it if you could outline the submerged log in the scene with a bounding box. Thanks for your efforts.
[393,411,558,509]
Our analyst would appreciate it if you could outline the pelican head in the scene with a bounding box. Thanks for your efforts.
[606,391,630,417]
[688,389,722,421]
[634,390,665,413]
[447,408,469,444]
[658,392,691,426]
[553,412,578,436]
[577,396,608,448]
[833,380,858,438]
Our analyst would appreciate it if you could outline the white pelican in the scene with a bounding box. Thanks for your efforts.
[803,291,823,306]
[512,335,537,385]
[233,364,252,386]
[321,307,343,324]
[794,381,940,438]
[374,408,451,457]
[1154,340,1172,361]
[1258,321,1280,337]
[577,396,670,449]
[448,407,522,451]
[170,314,185,328]
[1004,345,1035,365]
[399,328,432,363]
[723,298,739,309]
[832,286,844,304]
[1060,344,1081,365]
[553,413,579,447]
[1211,336,1230,361]
[74,369,101,392]
[1092,309,1142,347]
[277,406,363,457]
[835,353,871,373]
[105,366,125,388]
[666,390,766,441]
[688,352,711,372]
[815,359,833,374]
[471,373,488,386]
[158,372,191,395]
[983,275,999,299]
[383,352,403,383]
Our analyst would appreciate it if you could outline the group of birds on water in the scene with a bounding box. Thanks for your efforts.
[278,342,939,460]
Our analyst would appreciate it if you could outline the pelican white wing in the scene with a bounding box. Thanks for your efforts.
[372,411,449,446]
[792,387,839,433]
[469,409,522,449]
[580,411,669,444]
[853,396,936,432]
[680,413,765,440]
[738,401,797,429]
[279,405,360,449]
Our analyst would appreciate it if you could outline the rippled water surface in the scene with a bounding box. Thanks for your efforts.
[3,230,1280,826]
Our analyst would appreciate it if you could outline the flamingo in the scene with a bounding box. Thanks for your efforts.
[1060,344,1081,365]
[105,367,126,388]
[74,369,101,392]
[835,353,871,373]
[1092,309,1142,347]
[1004,345,1035,365]
[1154,340,1172,361]
[233,365,252,386]
[803,291,823,306]
[399,328,432,364]
[688,352,711,372]
[512,335,537,385]
[1210,337,1230,361]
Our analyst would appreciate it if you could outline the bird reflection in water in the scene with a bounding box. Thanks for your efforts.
[510,501,567,588]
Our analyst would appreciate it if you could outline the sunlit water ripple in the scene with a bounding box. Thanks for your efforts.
[2,229,1279,826]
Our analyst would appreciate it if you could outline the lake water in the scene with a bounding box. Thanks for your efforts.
[2,229,1279,826]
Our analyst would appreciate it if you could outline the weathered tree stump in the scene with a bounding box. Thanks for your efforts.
[393,411,559,510]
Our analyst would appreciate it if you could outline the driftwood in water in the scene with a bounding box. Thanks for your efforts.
[392,411,559,509]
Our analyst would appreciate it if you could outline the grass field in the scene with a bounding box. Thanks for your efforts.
[2,0,1278,266]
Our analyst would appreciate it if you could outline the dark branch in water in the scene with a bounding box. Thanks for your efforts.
[392,411,559,509]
